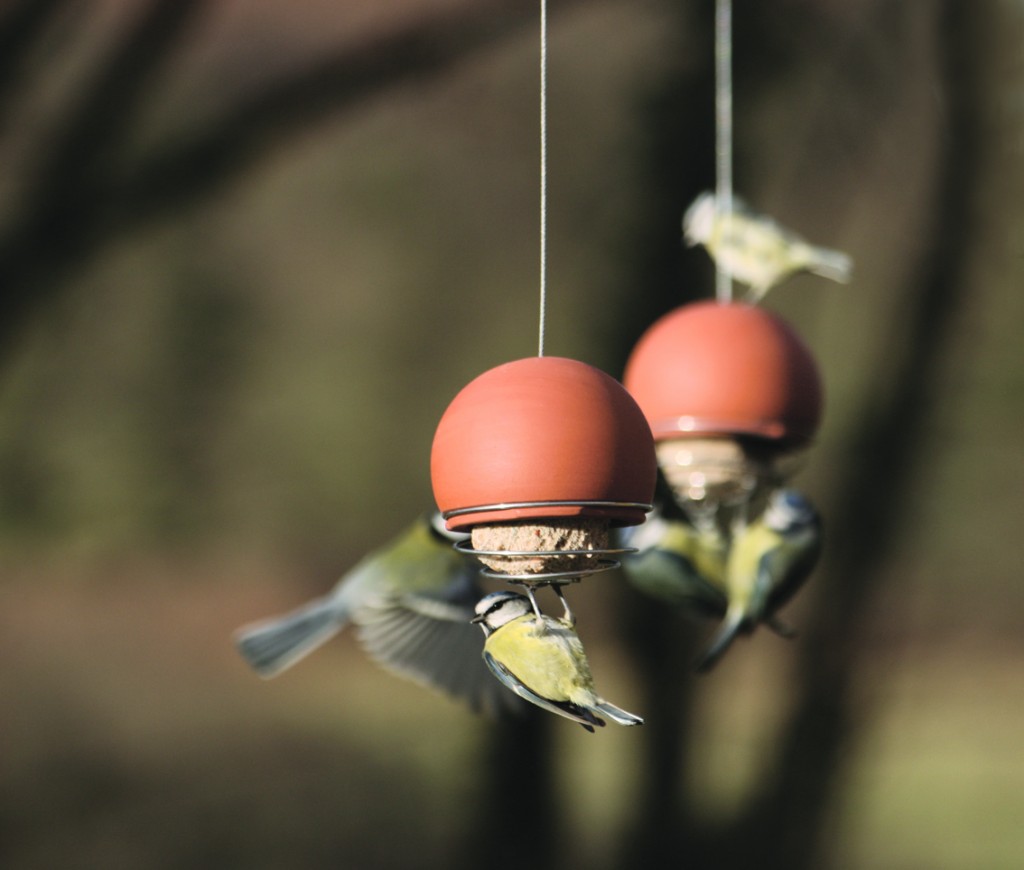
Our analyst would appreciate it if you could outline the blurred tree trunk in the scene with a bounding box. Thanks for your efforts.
[604,1,715,865]
[0,0,206,345]
[458,708,559,870]
[606,1,989,868]
[728,3,987,867]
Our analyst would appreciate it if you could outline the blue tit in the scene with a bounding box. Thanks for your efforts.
[619,505,728,617]
[697,488,822,671]
[472,590,643,732]
[683,191,852,302]
[234,514,521,717]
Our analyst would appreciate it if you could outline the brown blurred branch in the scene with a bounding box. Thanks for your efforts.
[606,1,990,867]
[458,707,559,870]
[104,0,591,225]
[0,0,584,355]
[723,2,988,868]
[604,2,717,863]
[0,0,71,109]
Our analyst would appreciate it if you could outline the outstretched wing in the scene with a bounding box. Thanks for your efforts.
[620,509,727,616]
[354,572,524,718]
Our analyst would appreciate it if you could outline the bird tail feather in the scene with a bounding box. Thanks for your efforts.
[595,701,644,727]
[696,607,746,672]
[766,615,798,639]
[234,597,342,678]
[805,245,853,284]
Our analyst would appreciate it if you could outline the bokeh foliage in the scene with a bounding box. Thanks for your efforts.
[1,1,1022,868]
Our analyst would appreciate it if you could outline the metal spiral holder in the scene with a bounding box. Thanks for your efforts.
[446,499,649,588]
[454,540,634,584]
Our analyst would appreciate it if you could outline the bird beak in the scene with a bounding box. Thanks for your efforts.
[470,614,485,624]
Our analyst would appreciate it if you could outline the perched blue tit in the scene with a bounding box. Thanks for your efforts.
[697,488,822,671]
[472,590,643,732]
[234,514,521,717]
[683,191,852,301]
[619,505,728,617]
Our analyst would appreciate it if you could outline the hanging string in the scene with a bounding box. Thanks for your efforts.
[714,0,733,304]
[537,0,549,356]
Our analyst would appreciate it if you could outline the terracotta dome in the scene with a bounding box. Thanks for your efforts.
[431,356,656,531]
[623,301,823,449]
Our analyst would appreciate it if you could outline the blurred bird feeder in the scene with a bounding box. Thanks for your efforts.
[431,356,657,608]
[623,300,822,523]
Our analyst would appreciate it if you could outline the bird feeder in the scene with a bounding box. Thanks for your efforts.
[431,356,656,581]
[623,301,822,510]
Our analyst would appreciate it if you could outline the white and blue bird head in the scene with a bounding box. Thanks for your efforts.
[472,590,532,635]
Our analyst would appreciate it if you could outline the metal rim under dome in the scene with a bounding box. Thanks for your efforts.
[442,499,653,522]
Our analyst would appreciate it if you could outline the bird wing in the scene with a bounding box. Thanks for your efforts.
[481,652,602,732]
[620,514,727,615]
[622,543,727,615]
[353,573,524,718]
[698,516,822,670]
[765,521,823,613]
[695,522,776,671]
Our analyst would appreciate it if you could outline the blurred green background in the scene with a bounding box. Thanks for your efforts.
[1,1,1022,868]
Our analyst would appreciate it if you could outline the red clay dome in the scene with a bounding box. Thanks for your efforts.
[623,301,823,449]
[431,356,656,531]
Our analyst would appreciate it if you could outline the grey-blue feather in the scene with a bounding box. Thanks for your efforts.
[696,488,822,670]
[234,513,523,717]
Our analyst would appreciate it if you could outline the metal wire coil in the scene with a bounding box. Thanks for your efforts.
[442,499,652,521]
[454,539,635,584]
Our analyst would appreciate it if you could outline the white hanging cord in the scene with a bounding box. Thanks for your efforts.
[538,0,549,356]
[714,0,733,304]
